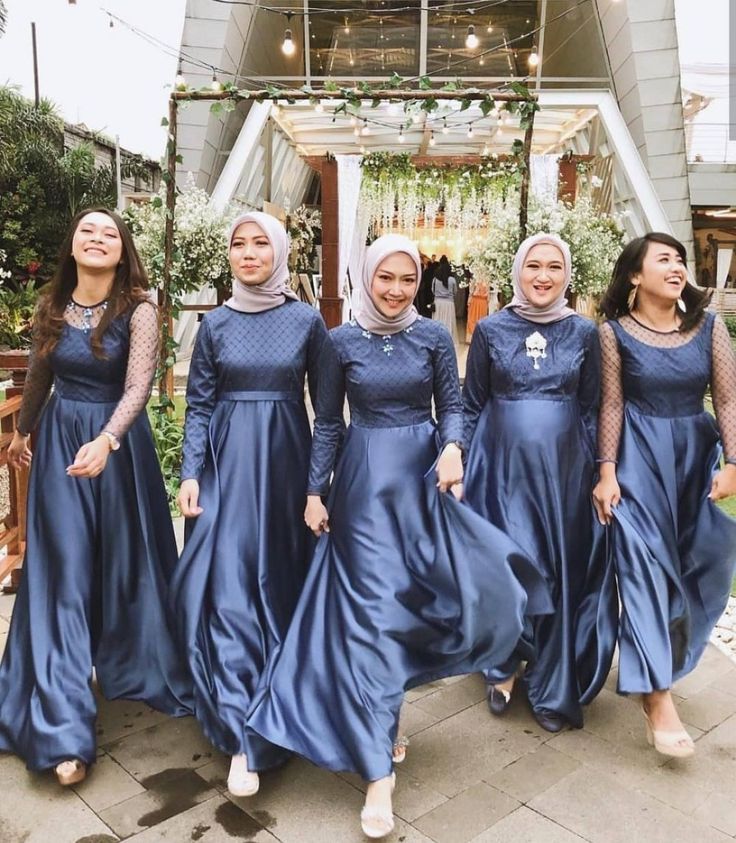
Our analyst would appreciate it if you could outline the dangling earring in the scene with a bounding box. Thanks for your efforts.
[627,285,638,312]
[677,297,687,313]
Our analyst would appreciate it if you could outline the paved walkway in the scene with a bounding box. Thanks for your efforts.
[2,579,736,843]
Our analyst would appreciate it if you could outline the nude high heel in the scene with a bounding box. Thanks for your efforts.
[643,710,695,758]
[55,759,87,786]
[360,772,396,839]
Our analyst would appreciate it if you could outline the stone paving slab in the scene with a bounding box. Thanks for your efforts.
[2,580,736,843]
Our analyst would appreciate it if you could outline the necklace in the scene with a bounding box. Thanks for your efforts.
[66,298,108,333]
[628,312,680,335]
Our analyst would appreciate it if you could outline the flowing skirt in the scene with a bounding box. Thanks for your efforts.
[466,291,489,343]
[170,394,314,768]
[465,398,616,726]
[613,406,736,693]
[248,420,550,781]
[433,299,458,344]
[0,394,191,771]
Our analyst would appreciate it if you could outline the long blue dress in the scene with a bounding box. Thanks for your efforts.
[463,309,616,727]
[600,313,736,693]
[248,316,550,781]
[0,303,191,772]
[170,301,327,770]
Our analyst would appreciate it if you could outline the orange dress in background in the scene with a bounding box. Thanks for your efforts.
[466,282,489,343]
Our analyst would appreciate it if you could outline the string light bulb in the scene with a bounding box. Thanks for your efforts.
[442,118,449,135]
[465,25,479,50]
[353,126,360,137]
[344,17,350,34]
[175,61,187,91]
[486,19,493,34]
[315,101,324,113]
[282,14,296,57]
[361,119,370,136]
[210,71,222,92]
[429,131,436,147]
[467,124,474,139]
[398,125,405,143]
[528,47,540,67]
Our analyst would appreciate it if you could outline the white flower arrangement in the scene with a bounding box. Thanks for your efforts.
[288,206,321,271]
[0,249,11,283]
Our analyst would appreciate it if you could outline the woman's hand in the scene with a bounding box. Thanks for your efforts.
[305,494,330,536]
[7,431,32,471]
[710,464,736,501]
[178,479,203,517]
[437,442,463,497]
[66,435,111,478]
[592,462,621,525]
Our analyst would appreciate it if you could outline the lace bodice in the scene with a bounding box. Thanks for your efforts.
[597,313,736,462]
[17,299,159,439]
[463,309,600,448]
[307,317,463,495]
[181,301,328,481]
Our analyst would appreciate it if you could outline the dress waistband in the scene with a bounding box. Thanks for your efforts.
[219,390,302,402]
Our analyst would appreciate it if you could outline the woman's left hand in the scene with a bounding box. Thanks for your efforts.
[66,435,111,478]
[710,464,736,501]
[436,442,464,498]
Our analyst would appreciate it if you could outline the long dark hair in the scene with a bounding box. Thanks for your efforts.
[34,208,151,359]
[599,232,711,332]
[434,255,451,288]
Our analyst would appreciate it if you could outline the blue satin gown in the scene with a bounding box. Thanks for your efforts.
[248,316,550,781]
[463,310,616,727]
[603,313,736,693]
[0,307,191,772]
[170,301,327,769]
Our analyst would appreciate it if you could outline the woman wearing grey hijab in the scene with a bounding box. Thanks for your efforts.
[170,211,328,798]
[463,233,614,733]
[249,234,548,839]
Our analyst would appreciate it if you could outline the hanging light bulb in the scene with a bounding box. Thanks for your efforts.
[528,47,540,67]
[175,61,187,91]
[442,118,449,135]
[282,14,296,57]
[486,19,493,34]
[315,100,324,113]
[398,124,405,143]
[344,17,350,34]
[467,124,474,139]
[479,56,485,66]
[109,18,114,28]
[210,70,222,92]
[429,131,436,147]
[353,125,360,137]
[465,25,479,50]
[361,119,370,136]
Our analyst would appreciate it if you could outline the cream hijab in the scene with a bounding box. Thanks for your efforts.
[506,232,576,324]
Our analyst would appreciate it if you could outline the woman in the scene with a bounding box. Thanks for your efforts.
[171,211,327,798]
[463,232,615,733]
[593,232,736,758]
[432,255,459,343]
[0,209,191,785]
[249,234,549,839]
[465,275,489,343]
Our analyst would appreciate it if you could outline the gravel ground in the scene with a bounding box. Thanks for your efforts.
[712,595,736,663]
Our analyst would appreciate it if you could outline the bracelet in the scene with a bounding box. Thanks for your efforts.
[99,430,120,452]
[595,458,618,464]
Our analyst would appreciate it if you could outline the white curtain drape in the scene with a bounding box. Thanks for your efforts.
[530,154,560,204]
[717,248,732,289]
[336,155,363,322]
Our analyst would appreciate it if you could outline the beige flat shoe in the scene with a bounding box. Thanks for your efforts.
[55,759,87,786]
[227,753,260,797]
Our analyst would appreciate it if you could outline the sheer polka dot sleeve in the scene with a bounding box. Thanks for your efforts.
[711,316,736,463]
[101,301,159,439]
[16,337,53,436]
[597,321,624,464]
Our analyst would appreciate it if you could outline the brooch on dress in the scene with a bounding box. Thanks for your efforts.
[525,331,547,370]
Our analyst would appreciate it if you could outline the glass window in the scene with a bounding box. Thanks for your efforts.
[539,0,610,82]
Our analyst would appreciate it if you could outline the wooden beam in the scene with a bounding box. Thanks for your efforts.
[319,156,342,328]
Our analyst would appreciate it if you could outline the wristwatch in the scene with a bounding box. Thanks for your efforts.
[100,430,120,451]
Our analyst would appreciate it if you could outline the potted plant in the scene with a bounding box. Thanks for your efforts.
[0,253,40,393]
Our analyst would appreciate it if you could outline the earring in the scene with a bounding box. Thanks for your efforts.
[677,297,687,313]
[627,285,638,311]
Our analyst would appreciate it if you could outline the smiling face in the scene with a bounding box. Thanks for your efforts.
[71,212,123,272]
[229,221,275,286]
[631,241,687,304]
[370,252,418,318]
[518,243,566,309]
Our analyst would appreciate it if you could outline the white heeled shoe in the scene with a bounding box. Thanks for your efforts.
[360,772,396,839]
[227,753,260,797]
[643,711,694,758]
[392,736,409,764]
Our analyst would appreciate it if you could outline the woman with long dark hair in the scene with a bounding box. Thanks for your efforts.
[248,234,549,839]
[463,232,614,733]
[593,231,736,757]
[0,209,191,785]
[171,211,327,798]
[432,255,459,343]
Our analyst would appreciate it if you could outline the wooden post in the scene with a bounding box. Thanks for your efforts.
[558,156,578,205]
[160,95,177,404]
[319,155,342,328]
[518,112,536,240]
